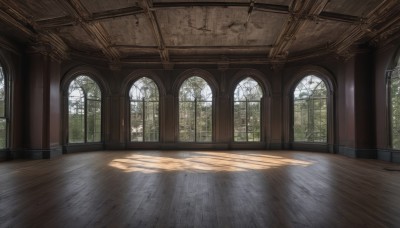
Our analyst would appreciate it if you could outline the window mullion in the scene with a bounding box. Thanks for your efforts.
[84,93,87,143]
[142,98,145,142]
[195,98,197,142]
[246,99,248,142]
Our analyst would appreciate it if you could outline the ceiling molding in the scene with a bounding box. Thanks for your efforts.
[269,0,330,59]
[0,0,69,60]
[141,0,169,65]
[152,1,360,23]
[36,6,145,29]
[56,0,120,61]
[0,0,36,38]
[333,0,399,55]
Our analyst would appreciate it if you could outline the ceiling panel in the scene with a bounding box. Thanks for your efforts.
[169,47,269,56]
[256,0,292,5]
[58,25,100,52]
[101,14,157,46]
[323,0,382,17]
[153,0,248,2]
[81,0,140,13]
[157,8,287,46]
[289,20,353,54]
[13,0,68,20]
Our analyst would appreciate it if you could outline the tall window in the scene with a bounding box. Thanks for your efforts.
[129,77,159,142]
[0,65,7,149]
[68,75,101,143]
[390,56,400,149]
[234,77,263,142]
[179,76,212,142]
[293,75,327,142]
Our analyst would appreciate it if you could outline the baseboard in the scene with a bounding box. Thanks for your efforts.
[24,147,62,159]
[0,149,8,161]
[377,149,400,163]
[63,143,104,153]
[337,146,377,159]
[291,142,330,153]
[269,143,283,150]
[230,142,266,150]
[104,143,126,150]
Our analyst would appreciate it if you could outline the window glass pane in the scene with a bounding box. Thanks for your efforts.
[68,75,101,143]
[179,101,195,142]
[179,76,212,142]
[0,118,6,149]
[234,101,247,142]
[131,101,143,142]
[68,84,85,143]
[233,77,262,142]
[0,67,5,117]
[391,65,400,149]
[130,77,159,142]
[293,75,327,142]
[197,101,212,142]
[234,77,262,101]
[87,100,101,142]
[144,101,159,142]
[247,102,261,141]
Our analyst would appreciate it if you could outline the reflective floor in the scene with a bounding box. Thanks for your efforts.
[1,150,400,227]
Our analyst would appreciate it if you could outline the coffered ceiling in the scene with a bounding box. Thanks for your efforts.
[0,0,400,67]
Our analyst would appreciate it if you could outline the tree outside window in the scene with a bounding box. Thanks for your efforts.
[68,75,101,143]
[0,66,7,149]
[179,76,212,142]
[233,77,263,142]
[293,75,327,143]
[129,77,159,142]
[390,56,400,149]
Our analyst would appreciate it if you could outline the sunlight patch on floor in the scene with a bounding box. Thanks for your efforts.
[108,152,313,173]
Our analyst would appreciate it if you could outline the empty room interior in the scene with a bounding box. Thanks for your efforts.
[1,0,400,227]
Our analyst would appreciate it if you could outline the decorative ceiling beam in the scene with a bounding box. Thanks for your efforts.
[36,6,145,29]
[269,0,330,59]
[111,44,273,51]
[333,0,400,56]
[152,1,359,23]
[34,1,360,31]
[56,0,120,62]
[0,0,69,60]
[0,8,35,38]
[141,0,170,65]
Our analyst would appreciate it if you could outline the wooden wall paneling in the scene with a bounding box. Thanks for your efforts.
[26,50,62,159]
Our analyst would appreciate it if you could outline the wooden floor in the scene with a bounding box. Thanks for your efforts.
[1,151,400,227]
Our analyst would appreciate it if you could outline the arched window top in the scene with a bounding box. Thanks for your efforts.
[130,77,159,101]
[294,75,327,100]
[69,75,101,100]
[179,76,212,101]
[234,77,263,101]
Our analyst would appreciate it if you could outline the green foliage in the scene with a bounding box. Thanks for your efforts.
[130,77,159,142]
[293,76,327,142]
[179,76,212,142]
[391,74,400,149]
[234,78,262,142]
[68,76,101,143]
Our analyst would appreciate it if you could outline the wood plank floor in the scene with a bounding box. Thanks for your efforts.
[1,150,400,227]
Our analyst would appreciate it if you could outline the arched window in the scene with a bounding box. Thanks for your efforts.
[68,75,101,143]
[390,55,400,149]
[129,77,159,142]
[233,77,263,142]
[0,64,7,149]
[293,75,327,142]
[179,76,212,142]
